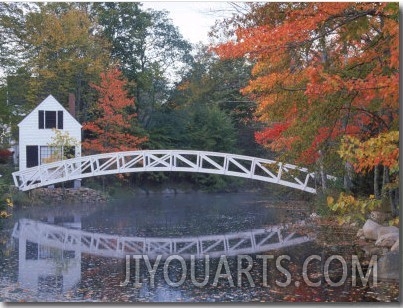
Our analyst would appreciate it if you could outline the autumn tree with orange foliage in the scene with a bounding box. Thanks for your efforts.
[214,3,399,199]
[82,68,148,154]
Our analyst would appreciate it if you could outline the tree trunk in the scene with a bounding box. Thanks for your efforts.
[318,150,327,193]
[391,189,399,217]
[382,166,389,188]
[374,164,381,199]
[343,161,354,192]
[320,164,327,192]
[383,166,399,217]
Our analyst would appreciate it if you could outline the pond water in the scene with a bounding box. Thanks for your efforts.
[0,192,398,303]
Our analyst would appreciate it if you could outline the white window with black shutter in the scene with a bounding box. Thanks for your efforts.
[26,145,39,168]
[38,110,63,129]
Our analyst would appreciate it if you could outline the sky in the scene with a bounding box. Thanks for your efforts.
[141,1,234,45]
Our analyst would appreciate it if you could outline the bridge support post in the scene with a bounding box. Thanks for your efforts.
[74,179,82,189]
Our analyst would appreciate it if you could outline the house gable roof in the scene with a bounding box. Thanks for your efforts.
[18,94,82,128]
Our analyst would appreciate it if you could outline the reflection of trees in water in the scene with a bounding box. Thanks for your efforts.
[81,194,303,237]
[75,242,382,302]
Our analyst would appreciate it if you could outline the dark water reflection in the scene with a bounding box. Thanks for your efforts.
[82,193,301,236]
[0,192,396,302]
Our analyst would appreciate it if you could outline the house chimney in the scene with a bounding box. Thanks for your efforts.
[68,93,76,118]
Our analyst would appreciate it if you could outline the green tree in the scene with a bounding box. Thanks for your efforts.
[92,3,192,128]
[0,3,34,136]
[0,2,28,72]
[0,85,11,149]
[185,104,236,152]
[22,3,110,121]
[3,68,34,142]
[1,3,110,122]
[169,45,260,156]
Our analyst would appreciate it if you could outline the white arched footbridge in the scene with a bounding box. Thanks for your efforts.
[12,219,312,259]
[12,150,336,193]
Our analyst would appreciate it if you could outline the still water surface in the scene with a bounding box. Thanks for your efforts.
[0,192,394,302]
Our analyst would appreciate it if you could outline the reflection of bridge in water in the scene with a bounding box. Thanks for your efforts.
[13,219,312,260]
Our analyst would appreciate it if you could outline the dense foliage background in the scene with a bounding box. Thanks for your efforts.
[0,3,399,217]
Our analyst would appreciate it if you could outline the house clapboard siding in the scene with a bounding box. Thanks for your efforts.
[18,95,82,171]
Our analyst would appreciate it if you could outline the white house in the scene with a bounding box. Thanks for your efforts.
[18,94,82,171]
[17,216,82,295]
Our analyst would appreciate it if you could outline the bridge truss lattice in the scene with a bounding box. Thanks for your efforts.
[12,150,336,193]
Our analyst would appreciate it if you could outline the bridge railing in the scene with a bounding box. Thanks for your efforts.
[13,150,336,193]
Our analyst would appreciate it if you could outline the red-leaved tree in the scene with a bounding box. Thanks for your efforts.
[214,3,398,167]
[82,68,147,154]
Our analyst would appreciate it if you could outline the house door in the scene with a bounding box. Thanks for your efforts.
[26,146,39,168]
